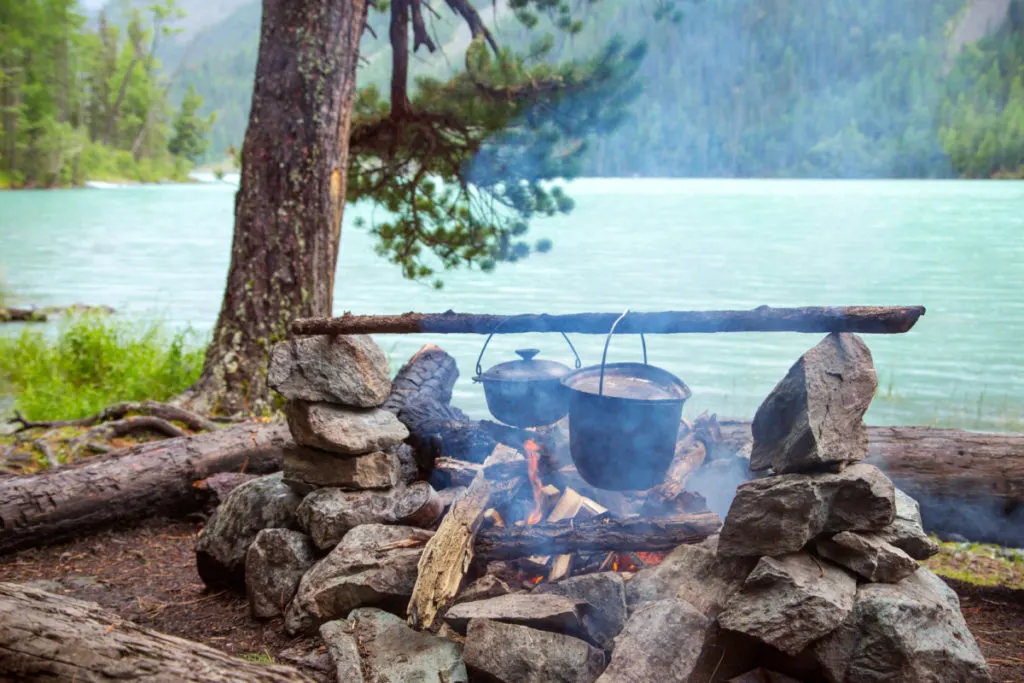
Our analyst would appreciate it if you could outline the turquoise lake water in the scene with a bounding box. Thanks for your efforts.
[2,178,1023,429]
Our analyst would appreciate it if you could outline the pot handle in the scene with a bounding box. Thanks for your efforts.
[598,309,648,396]
[474,315,582,378]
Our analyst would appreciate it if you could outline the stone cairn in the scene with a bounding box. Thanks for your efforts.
[191,333,993,683]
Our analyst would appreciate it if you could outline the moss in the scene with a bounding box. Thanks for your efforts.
[925,538,1024,590]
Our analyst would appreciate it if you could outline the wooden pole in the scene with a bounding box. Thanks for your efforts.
[291,305,925,336]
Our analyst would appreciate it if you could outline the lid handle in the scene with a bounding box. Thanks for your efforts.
[515,348,540,361]
[598,309,648,396]
[475,316,582,377]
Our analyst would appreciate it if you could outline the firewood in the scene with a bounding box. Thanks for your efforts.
[474,512,722,561]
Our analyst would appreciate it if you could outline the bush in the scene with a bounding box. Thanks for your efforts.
[0,314,206,421]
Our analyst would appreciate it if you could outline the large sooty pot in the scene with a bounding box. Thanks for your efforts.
[473,320,581,428]
[561,312,690,490]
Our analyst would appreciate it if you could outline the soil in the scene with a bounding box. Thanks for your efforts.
[0,517,1021,682]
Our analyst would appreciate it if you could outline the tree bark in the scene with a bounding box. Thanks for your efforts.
[0,582,312,682]
[292,305,927,336]
[0,422,289,555]
[181,0,368,415]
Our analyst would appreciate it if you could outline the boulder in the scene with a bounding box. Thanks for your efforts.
[597,598,710,683]
[814,568,991,683]
[876,488,940,560]
[245,528,319,619]
[718,553,857,656]
[297,482,443,550]
[728,669,804,683]
[195,473,302,589]
[816,531,919,584]
[285,523,431,634]
[625,536,756,616]
[443,593,588,641]
[534,573,627,650]
[463,618,605,683]
[750,333,877,474]
[718,464,895,557]
[268,335,391,407]
[454,574,514,606]
[319,608,467,683]
[282,444,401,492]
[287,401,409,456]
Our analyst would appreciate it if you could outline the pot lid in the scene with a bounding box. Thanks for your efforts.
[562,362,691,401]
[478,348,573,382]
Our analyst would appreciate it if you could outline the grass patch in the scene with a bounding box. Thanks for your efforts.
[0,314,205,421]
[240,651,275,664]
[925,538,1024,590]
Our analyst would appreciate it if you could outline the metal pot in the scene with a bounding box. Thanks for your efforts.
[561,311,691,490]
[473,320,581,428]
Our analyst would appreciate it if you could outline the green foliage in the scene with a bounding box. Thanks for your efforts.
[168,84,215,161]
[0,0,211,188]
[0,314,205,421]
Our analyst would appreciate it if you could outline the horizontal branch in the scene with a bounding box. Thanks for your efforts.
[292,306,926,336]
[473,512,721,561]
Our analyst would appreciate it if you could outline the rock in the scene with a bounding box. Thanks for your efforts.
[276,644,334,675]
[750,333,877,474]
[282,444,401,492]
[718,552,857,656]
[876,488,940,560]
[195,473,302,589]
[535,573,627,650]
[285,523,431,634]
[718,463,895,557]
[393,443,421,484]
[193,472,259,514]
[625,536,756,617]
[814,568,991,683]
[453,574,514,605]
[297,482,443,550]
[463,619,605,683]
[268,335,391,407]
[816,531,919,583]
[728,669,804,683]
[319,608,467,683]
[244,529,319,619]
[597,598,710,683]
[443,593,588,641]
[287,401,409,456]
[688,624,762,683]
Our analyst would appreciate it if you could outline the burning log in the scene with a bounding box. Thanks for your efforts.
[474,512,721,561]
[293,305,926,336]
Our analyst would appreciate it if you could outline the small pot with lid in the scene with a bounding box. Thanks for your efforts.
[473,320,581,428]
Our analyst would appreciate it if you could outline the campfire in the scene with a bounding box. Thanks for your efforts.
[189,307,993,683]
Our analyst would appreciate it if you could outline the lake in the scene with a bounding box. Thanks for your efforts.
[2,178,1023,430]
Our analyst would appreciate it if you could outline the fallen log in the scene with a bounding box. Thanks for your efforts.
[292,305,926,336]
[9,400,219,433]
[474,512,722,561]
[0,303,115,323]
[0,582,311,681]
[0,422,289,555]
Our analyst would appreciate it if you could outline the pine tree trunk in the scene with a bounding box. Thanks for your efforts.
[181,0,367,415]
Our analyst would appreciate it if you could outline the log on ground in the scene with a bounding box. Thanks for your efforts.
[0,582,311,682]
[0,422,289,555]
[473,512,722,561]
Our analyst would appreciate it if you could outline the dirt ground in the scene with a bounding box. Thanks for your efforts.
[0,517,1021,682]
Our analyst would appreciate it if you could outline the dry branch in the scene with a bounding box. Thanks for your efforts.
[292,305,926,336]
[9,400,218,433]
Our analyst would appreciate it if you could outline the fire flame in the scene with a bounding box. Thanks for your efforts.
[636,552,667,567]
[524,439,545,525]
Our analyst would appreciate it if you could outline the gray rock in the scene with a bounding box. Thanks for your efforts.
[268,335,391,407]
[718,463,895,557]
[319,608,467,683]
[816,531,919,583]
[876,488,940,560]
[728,669,804,683]
[195,473,302,589]
[287,401,409,456]
[535,572,627,650]
[454,574,514,605]
[276,644,334,675]
[751,333,877,474]
[444,593,588,641]
[463,618,605,683]
[297,481,442,550]
[597,598,710,683]
[285,523,431,634]
[625,536,756,617]
[718,552,857,656]
[282,444,400,492]
[245,529,319,619]
[814,568,991,683]
[393,443,421,484]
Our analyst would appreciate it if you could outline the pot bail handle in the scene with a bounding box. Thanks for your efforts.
[474,316,583,377]
[598,309,648,396]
